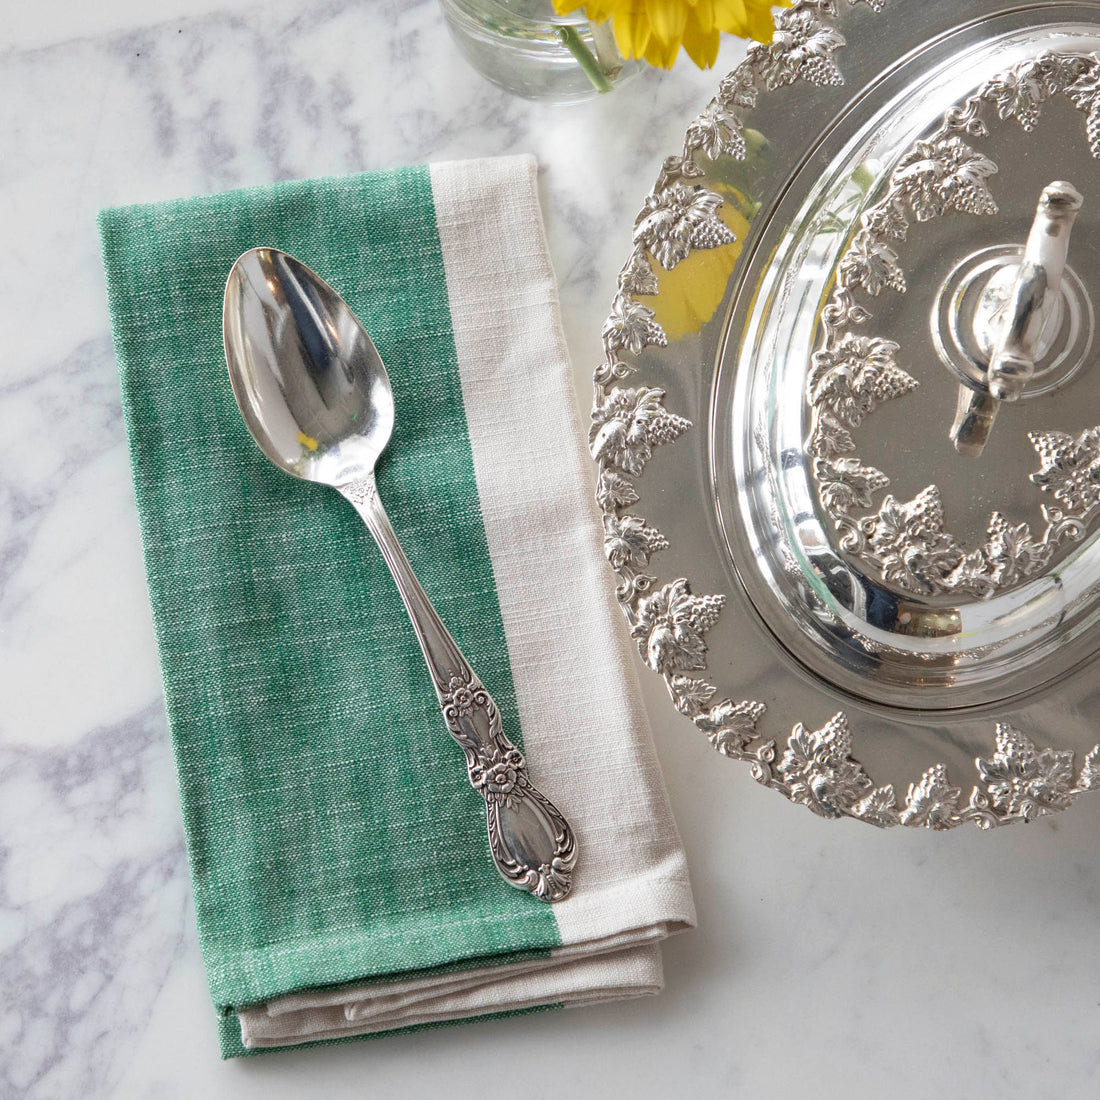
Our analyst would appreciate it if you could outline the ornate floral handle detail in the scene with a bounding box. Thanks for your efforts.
[341,476,577,901]
[441,671,577,901]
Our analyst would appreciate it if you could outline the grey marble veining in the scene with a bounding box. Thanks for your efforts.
[0,704,190,1097]
[1,2,1099,1098]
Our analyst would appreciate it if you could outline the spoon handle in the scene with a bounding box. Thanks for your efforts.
[340,476,577,903]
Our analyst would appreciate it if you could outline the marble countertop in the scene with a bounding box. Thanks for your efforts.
[2,1,1098,1096]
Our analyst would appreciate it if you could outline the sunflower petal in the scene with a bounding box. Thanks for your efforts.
[745,0,780,42]
[643,29,682,69]
[583,1,618,20]
[712,0,748,36]
[552,0,593,15]
[691,0,717,34]
[681,15,720,68]
[612,5,652,60]
[644,0,688,45]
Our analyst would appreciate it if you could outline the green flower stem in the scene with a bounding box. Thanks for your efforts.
[557,23,615,94]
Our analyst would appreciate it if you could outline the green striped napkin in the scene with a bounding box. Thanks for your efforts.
[99,155,694,1058]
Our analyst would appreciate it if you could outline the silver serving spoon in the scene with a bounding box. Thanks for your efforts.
[223,247,576,902]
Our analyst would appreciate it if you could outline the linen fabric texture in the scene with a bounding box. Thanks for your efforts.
[99,154,694,1057]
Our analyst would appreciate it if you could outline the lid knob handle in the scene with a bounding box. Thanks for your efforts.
[950,181,1084,457]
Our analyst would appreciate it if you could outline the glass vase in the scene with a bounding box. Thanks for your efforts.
[440,0,640,104]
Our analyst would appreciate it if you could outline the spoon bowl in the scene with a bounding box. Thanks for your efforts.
[223,248,394,487]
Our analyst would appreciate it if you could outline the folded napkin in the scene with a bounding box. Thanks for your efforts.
[99,154,694,1057]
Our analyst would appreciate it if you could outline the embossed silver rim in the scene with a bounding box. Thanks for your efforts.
[589,0,1100,829]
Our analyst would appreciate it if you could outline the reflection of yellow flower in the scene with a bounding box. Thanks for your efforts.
[647,186,752,341]
[553,0,785,69]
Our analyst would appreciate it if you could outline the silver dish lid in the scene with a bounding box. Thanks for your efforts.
[592,0,1100,829]
[717,2,1100,709]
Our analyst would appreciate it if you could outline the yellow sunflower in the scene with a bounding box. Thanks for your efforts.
[552,1,786,70]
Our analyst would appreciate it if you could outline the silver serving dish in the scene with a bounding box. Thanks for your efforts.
[591,0,1100,828]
